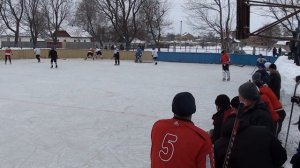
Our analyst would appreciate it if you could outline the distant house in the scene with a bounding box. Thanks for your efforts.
[244,36,277,47]
[0,29,45,48]
[275,40,290,52]
[177,33,195,42]
[0,25,93,48]
[53,25,92,43]
[1,30,30,43]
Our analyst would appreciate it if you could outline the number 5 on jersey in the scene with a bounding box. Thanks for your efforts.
[159,133,178,162]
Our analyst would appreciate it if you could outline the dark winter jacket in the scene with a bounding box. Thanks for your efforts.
[256,69,270,85]
[291,143,300,168]
[49,49,58,59]
[239,100,274,132]
[214,120,287,168]
[268,71,281,100]
[212,107,235,143]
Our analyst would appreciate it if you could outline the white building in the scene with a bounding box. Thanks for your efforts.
[0,25,92,48]
[54,25,92,43]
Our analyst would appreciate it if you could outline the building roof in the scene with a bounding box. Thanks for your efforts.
[276,41,289,45]
[54,30,71,37]
[60,25,92,38]
[1,28,31,37]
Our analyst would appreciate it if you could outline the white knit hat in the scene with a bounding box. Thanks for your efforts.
[264,62,271,69]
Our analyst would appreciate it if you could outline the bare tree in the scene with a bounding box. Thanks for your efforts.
[184,0,235,51]
[0,0,25,46]
[95,0,146,50]
[260,24,281,47]
[260,0,300,34]
[74,0,108,47]
[142,0,171,51]
[42,0,72,43]
[23,0,46,47]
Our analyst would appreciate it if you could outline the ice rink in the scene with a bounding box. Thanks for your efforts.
[0,58,298,167]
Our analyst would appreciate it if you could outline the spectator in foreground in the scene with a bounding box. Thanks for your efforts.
[151,92,215,168]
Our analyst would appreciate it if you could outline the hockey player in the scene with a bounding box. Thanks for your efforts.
[95,47,103,59]
[152,47,158,65]
[113,47,120,65]
[85,48,94,60]
[135,45,143,63]
[220,50,230,81]
[4,46,12,64]
[34,47,41,63]
[151,92,215,168]
[49,48,58,68]
[256,54,267,67]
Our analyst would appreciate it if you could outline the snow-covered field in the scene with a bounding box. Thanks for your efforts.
[0,57,298,167]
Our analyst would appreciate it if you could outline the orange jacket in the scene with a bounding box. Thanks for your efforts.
[221,53,230,64]
[151,118,215,168]
[259,86,283,110]
[261,94,280,122]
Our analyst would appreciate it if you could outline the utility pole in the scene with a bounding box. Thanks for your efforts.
[295,21,300,66]
[180,20,182,50]
[0,0,3,49]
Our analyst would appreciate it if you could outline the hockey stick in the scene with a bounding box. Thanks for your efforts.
[285,75,300,148]
[222,103,244,168]
[250,66,257,75]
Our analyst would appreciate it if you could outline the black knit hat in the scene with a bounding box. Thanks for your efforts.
[230,96,240,109]
[238,82,260,101]
[252,72,262,82]
[215,94,230,110]
[172,92,196,117]
[269,63,277,70]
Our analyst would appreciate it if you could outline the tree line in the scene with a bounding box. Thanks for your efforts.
[0,0,171,50]
[184,0,299,52]
[1,0,298,51]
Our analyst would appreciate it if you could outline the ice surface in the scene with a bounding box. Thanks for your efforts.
[0,57,298,167]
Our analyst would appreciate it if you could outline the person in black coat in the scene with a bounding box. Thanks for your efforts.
[214,119,287,168]
[211,94,235,143]
[49,48,58,68]
[273,47,277,57]
[238,82,274,132]
[291,116,300,168]
[268,63,281,100]
[256,64,270,85]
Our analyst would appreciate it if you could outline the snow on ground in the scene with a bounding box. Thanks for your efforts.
[0,57,298,167]
[276,56,300,168]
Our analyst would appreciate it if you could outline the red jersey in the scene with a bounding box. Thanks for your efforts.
[261,94,280,122]
[259,86,282,110]
[88,48,94,53]
[5,48,12,56]
[221,53,230,64]
[151,118,215,168]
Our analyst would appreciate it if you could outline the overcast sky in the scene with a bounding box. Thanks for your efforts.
[167,0,274,35]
